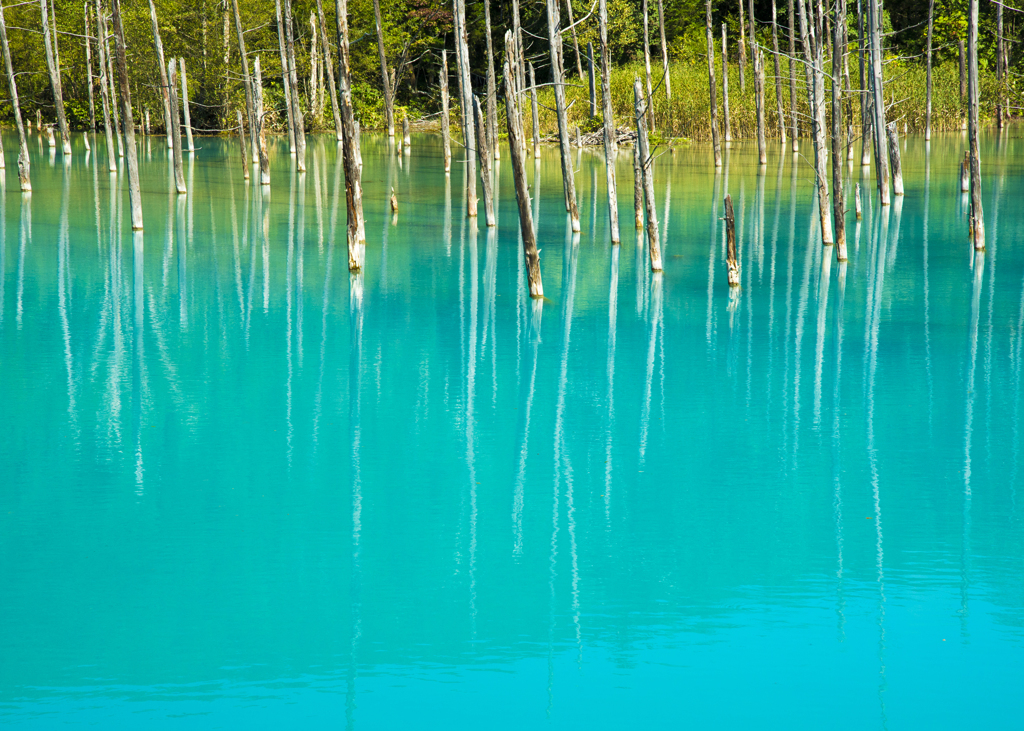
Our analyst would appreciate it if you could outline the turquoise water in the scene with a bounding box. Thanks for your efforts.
[2,129,1024,728]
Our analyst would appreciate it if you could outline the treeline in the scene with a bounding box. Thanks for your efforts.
[0,0,1018,137]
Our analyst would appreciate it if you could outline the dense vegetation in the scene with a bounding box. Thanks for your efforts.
[0,0,1018,139]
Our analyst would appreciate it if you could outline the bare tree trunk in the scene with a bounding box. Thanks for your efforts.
[996,2,1003,130]
[167,59,186,193]
[832,0,847,260]
[599,0,620,241]
[104,28,123,157]
[274,0,296,152]
[967,0,984,249]
[546,0,580,231]
[483,0,498,158]
[283,0,306,171]
[237,109,249,180]
[0,0,30,189]
[512,0,525,91]
[84,4,96,132]
[373,0,394,137]
[254,56,270,185]
[867,0,889,205]
[722,25,732,142]
[886,123,903,196]
[588,42,596,118]
[110,0,142,229]
[179,59,194,152]
[503,31,542,297]
[724,194,739,285]
[144,0,173,150]
[230,0,258,164]
[754,47,766,163]
[94,0,116,170]
[565,0,584,79]
[771,0,786,143]
[797,0,833,243]
[314,0,342,141]
[40,0,71,154]
[737,0,747,91]
[474,96,495,226]
[642,0,655,132]
[925,0,934,140]
[632,142,643,229]
[657,0,670,101]
[454,0,477,216]
[440,51,451,173]
[857,0,869,164]
[530,63,540,159]
[706,0,721,167]
[333,0,366,270]
[634,79,662,271]
[789,0,797,148]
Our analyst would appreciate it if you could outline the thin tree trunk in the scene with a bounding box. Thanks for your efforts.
[283,0,306,171]
[333,0,366,270]
[967,0,984,249]
[588,42,596,118]
[755,47,766,163]
[84,4,96,132]
[634,79,662,271]
[724,194,739,285]
[546,0,580,231]
[642,0,654,132]
[230,0,258,164]
[104,28,123,157]
[832,0,847,260]
[254,56,270,185]
[274,0,296,153]
[886,123,903,196]
[771,0,786,142]
[706,0,721,167]
[167,59,186,193]
[867,0,889,205]
[599,0,620,241]
[857,0,869,164]
[503,31,542,297]
[737,0,746,91]
[373,0,394,137]
[483,0,498,158]
[237,109,249,180]
[94,0,115,170]
[40,0,71,154]
[454,0,477,216]
[722,25,732,142]
[310,13,320,122]
[512,0,525,91]
[925,0,933,140]
[530,62,540,159]
[996,2,1003,129]
[789,0,797,148]
[179,59,194,152]
[657,0,670,101]
[0,0,30,189]
[110,0,142,229]
[474,96,495,226]
[403,115,410,146]
[797,0,833,243]
[314,0,342,141]
[565,0,584,80]
[632,142,643,229]
[441,50,451,173]
[145,0,173,150]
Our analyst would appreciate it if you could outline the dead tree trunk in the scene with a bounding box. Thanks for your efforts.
[84,4,96,132]
[642,0,655,132]
[237,109,249,180]
[0,1,30,189]
[657,0,670,102]
[588,42,596,118]
[283,0,306,171]
[771,0,786,143]
[724,194,739,285]
[886,123,903,196]
[996,1,1003,130]
[754,46,767,164]
[231,0,258,164]
[546,0,580,231]
[529,63,540,159]
[95,0,116,170]
[797,0,833,244]
[634,79,662,271]
[274,0,296,153]
[179,58,194,152]
[565,0,584,80]
[599,0,620,241]
[789,0,798,148]
[867,0,889,205]
[925,0,934,140]
[454,0,477,216]
[483,0,498,158]
[440,50,451,173]
[967,0,984,249]
[334,0,366,270]
[474,96,495,226]
[254,56,270,185]
[104,28,123,158]
[503,31,542,297]
[706,0,722,167]
[167,59,186,193]
[512,0,525,91]
[110,0,142,229]
[373,0,394,137]
[40,0,71,154]
[857,0,869,164]
[832,0,847,260]
[737,0,747,90]
[722,25,732,142]
[632,142,643,229]
[314,0,342,141]
[146,0,172,150]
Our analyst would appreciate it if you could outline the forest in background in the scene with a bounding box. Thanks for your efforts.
[0,0,1018,139]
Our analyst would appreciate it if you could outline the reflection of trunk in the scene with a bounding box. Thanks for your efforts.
[40,0,71,154]
[334,0,366,270]
[635,80,662,272]
[546,0,580,230]
[373,0,394,137]
[599,0,620,240]
[110,0,142,229]
[236,110,249,180]
[0,2,31,189]
[724,194,739,286]
[147,0,172,148]
[967,0,984,249]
